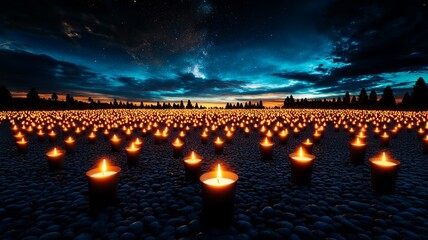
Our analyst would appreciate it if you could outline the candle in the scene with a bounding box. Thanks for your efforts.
[288,147,316,185]
[244,127,250,138]
[225,131,233,144]
[423,135,428,154]
[390,128,398,139]
[278,129,289,145]
[259,137,274,160]
[134,137,143,148]
[110,134,122,152]
[37,130,45,142]
[200,164,238,224]
[313,130,322,144]
[16,137,28,154]
[172,138,184,158]
[46,147,65,170]
[334,124,340,132]
[369,152,400,193]
[125,128,132,140]
[293,127,300,138]
[380,132,390,147]
[13,132,25,141]
[348,127,356,137]
[162,130,168,143]
[302,138,313,154]
[126,142,141,165]
[103,129,110,141]
[154,129,162,145]
[183,151,202,181]
[48,130,57,143]
[201,131,209,144]
[349,137,366,164]
[86,159,121,206]
[373,127,381,139]
[356,131,367,142]
[214,137,224,154]
[64,136,76,153]
[417,128,424,139]
[88,132,97,144]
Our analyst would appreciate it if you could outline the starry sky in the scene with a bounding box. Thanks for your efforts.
[0,0,427,106]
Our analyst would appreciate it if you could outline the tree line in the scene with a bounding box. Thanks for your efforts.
[0,87,207,110]
[282,77,428,110]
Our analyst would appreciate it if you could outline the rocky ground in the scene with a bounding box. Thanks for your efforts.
[0,111,427,240]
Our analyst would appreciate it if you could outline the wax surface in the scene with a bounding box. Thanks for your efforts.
[292,156,313,162]
[204,178,234,186]
[184,159,202,165]
[371,160,397,167]
[90,171,117,178]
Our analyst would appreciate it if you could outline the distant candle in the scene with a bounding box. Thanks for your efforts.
[302,138,313,154]
[110,134,122,152]
[201,131,209,144]
[126,142,141,165]
[154,129,162,145]
[16,137,28,154]
[88,132,97,144]
[279,129,289,145]
[380,132,390,147]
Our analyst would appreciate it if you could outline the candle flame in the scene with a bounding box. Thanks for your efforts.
[382,152,386,162]
[264,137,268,144]
[21,138,25,143]
[299,147,303,157]
[131,142,135,149]
[54,148,57,155]
[113,134,117,140]
[217,164,222,182]
[191,151,195,159]
[102,159,107,174]
[356,137,360,144]
[306,138,310,144]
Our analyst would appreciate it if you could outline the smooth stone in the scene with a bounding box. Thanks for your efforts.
[120,232,136,240]
[294,226,312,237]
[39,232,62,240]
[236,220,253,232]
[175,225,189,237]
[129,221,143,234]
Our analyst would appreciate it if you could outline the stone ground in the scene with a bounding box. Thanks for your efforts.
[0,112,427,240]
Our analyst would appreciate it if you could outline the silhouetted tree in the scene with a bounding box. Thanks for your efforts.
[380,86,395,106]
[259,100,264,109]
[27,88,39,102]
[88,97,93,103]
[51,93,58,101]
[195,102,199,109]
[343,92,350,105]
[0,85,12,104]
[401,92,412,107]
[337,96,342,104]
[358,88,368,105]
[369,90,377,104]
[186,100,193,109]
[66,94,74,103]
[180,100,184,109]
[412,77,428,107]
[351,96,357,104]
[140,101,144,108]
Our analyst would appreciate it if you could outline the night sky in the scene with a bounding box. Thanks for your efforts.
[0,0,427,106]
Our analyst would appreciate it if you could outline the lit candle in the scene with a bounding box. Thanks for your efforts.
[334,124,340,132]
[172,138,184,158]
[48,130,56,143]
[380,132,390,147]
[46,147,65,170]
[313,130,322,144]
[293,127,300,138]
[390,128,398,139]
[16,137,28,154]
[86,159,121,206]
[369,152,400,193]
[134,137,143,148]
[88,132,97,144]
[162,130,168,143]
[244,127,250,138]
[278,129,289,145]
[178,130,186,141]
[373,127,381,139]
[422,135,428,154]
[302,138,313,154]
[200,164,238,224]
[225,131,233,144]
[417,128,424,139]
[348,128,355,137]
[288,147,316,185]
[125,128,132,140]
[13,132,25,141]
[183,151,202,181]
[214,137,224,154]
[37,130,45,142]
[259,137,274,160]
[349,137,366,164]
[126,142,140,165]
[110,134,122,152]
[103,129,110,141]
[201,131,209,144]
[64,136,76,153]
[154,129,162,145]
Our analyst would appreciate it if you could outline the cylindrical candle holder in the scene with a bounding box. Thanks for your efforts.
[289,148,315,185]
[369,153,400,194]
[46,148,65,170]
[86,164,121,206]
